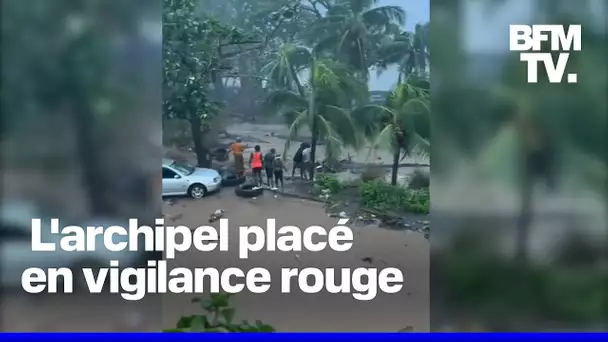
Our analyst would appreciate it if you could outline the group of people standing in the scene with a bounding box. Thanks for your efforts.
[230,139,313,191]
[250,145,286,190]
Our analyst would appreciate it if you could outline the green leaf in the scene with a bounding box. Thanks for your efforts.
[210,293,231,308]
[255,320,276,332]
[221,308,236,324]
[175,315,196,329]
[190,315,210,331]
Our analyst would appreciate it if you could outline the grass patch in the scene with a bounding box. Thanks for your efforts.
[313,174,343,195]
[360,180,429,214]
[313,173,429,214]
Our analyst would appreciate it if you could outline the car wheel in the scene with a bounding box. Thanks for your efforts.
[188,184,207,199]
[235,183,263,198]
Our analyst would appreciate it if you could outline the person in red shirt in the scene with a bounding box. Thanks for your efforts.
[249,145,264,186]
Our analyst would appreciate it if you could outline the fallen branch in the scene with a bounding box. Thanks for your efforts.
[360,207,402,220]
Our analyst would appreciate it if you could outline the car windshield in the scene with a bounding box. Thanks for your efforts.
[171,162,195,175]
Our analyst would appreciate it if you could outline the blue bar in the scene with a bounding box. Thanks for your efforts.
[1,333,607,342]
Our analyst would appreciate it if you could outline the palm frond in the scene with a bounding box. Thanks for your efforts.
[406,132,430,160]
[262,44,311,89]
[316,115,344,161]
[282,109,309,159]
[265,90,307,111]
[372,123,398,154]
[314,58,368,102]
[350,104,392,138]
[398,98,430,122]
[324,104,363,149]
[313,59,343,91]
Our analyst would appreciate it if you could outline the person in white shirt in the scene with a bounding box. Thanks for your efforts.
[301,146,311,180]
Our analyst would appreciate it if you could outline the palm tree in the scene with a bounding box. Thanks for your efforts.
[352,77,430,185]
[306,0,405,78]
[472,9,607,263]
[262,44,367,179]
[377,23,429,81]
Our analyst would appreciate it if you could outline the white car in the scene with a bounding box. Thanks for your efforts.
[0,201,147,290]
[162,158,221,199]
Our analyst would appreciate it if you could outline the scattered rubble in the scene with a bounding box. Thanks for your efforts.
[209,209,225,223]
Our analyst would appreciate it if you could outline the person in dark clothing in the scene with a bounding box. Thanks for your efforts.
[292,142,310,179]
[263,148,276,188]
[274,153,287,191]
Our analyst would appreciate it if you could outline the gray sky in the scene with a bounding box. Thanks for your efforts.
[369,0,430,90]
[464,0,533,53]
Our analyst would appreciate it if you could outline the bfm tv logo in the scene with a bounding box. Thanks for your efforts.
[509,25,581,83]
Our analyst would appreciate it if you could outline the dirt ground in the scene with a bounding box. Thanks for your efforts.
[162,190,430,332]
[2,190,429,332]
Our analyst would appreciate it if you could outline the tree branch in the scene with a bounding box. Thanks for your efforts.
[302,1,323,18]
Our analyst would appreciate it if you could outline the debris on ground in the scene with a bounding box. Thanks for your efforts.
[209,209,225,223]
[326,202,341,210]
[361,256,373,264]
[338,211,348,218]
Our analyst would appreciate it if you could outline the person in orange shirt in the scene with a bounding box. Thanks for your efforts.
[231,137,245,177]
[249,145,264,186]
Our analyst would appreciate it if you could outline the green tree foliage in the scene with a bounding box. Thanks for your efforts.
[305,0,406,77]
[2,0,153,215]
[377,23,429,80]
[263,44,368,177]
[352,76,430,184]
[163,0,252,167]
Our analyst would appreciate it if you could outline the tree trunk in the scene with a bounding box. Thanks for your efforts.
[238,56,256,121]
[71,106,113,215]
[391,148,400,185]
[515,170,533,263]
[310,118,318,180]
[308,60,317,180]
[189,115,211,168]
[212,74,225,103]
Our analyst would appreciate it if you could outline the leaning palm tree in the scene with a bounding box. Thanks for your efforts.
[262,44,368,179]
[377,23,429,81]
[306,0,405,78]
[352,77,430,185]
